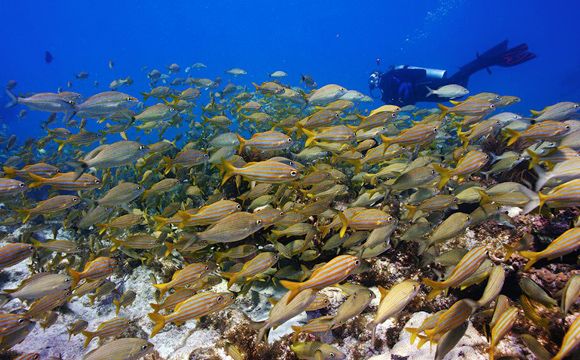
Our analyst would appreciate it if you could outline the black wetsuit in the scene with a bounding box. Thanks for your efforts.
[373,40,535,106]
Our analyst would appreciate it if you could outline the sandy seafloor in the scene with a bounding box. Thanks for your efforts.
[0,205,567,359]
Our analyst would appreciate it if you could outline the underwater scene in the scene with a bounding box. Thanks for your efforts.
[0,0,579,359]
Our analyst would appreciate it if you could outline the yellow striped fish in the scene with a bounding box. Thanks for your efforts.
[476,265,506,308]
[82,317,129,347]
[0,243,34,269]
[221,159,299,185]
[280,255,361,303]
[222,252,278,288]
[237,130,293,153]
[423,299,477,343]
[367,280,420,348]
[154,199,241,229]
[0,313,33,337]
[196,212,264,244]
[433,150,489,188]
[27,172,101,190]
[520,227,580,270]
[423,246,487,299]
[505,120,571,146]
[301,125,355,147]
[538,179,580,209]
[338,208,394,238]
[153,262,212,297]
[489,306,518,360]
[380,122,439,149]
[68,257,116,288]
[552,315,580,360]
[148,291,234,337]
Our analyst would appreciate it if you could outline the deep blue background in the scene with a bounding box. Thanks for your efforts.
[1,0,579,142]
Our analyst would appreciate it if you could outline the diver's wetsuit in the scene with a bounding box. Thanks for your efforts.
[370,40,536,106]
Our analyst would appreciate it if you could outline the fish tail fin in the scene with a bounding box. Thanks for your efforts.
[338,212,349,238]
[220,159,238,186]
[519,250,541,271]
[2,166,16,177]
[226,274,239,289]
[26,172,50,188]
[380,134,392,151]
[257,325,270,342]
[530,109,541,116]
[148,312,166,338]
[279,280,302,303]
[109,238,121,252]
[537,191,548,213]
[68,267,81,288]
[17,209,31,224]
[153,215,170,230]
[404,204,418,221]
[96,223,108,235]
[149,302,161,313]
[437,103,449,120]
[163,241,174,257]
[113,298,121,315]
[426,86,434,97]
[141,92,150,101]
[4,89,18,108]
[456,127,470,149]
[301,127,317,147]
[526,149,540,170]
[503,128,521,146]
[432,163,451,189]
[236,133,246,154]
[405,327,419,344]
[66,160,89,181]
[416,334,430,349]
[81,330,95,348]
[53,138,66,152]
[422,277,446,292]
[162,156,173,175]
[152,282,168,297]
[426,288,445,301]
[489,345,495,360]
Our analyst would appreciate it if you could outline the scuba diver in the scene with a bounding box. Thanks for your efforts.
[368,40,535,106]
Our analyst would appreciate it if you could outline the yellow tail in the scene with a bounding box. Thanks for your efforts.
[405,327,419,344]
[279,280,303,304]
[432,163,452,189]
[113,298,121,315]
[2,166,16,178]
[437,103,449,120]
[162,156,173,175]
[54,138,66,152]
[163,241,174,257]
[220,159,238,186]
[504,128,521,146]
[68,268,81,288]
[236,133,246,154]
[153,282,168,298]
[519,250,541,271]
[96,223,108,235]
[526,149,540,169]
[149,302,161,313]
[537,192,548,213]
[380,134,393,150]
[338,212,349,238]
[404,205,418,221]
[109,238,122,252]
[81,330,95,348]
[153,215,171,230]
[148,312,166,338]
[301,127,317,147]
[27,172,49,188]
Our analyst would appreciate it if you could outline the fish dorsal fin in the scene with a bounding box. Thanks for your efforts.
[378,285,389,300]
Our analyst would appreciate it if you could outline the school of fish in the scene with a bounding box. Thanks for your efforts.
[0,64,578,360]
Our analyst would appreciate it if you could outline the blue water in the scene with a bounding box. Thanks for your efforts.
[1,0,579,142]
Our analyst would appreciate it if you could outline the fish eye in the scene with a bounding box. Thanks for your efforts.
[290,170,297,177]
[142,345,149,350]
[287,138,293,142]
[504,210,509,215]
[94,179,100,184]
[236,204,242,209]
[256,219,263,225]
[136,186,141,190]
[65,278,71,282]
[279,211,285,216]
[125,97,133,101]
[565,125,570,130]
[490,104,495,109]
[330,353,335,358]
[139,145,146,150]
[204,154,209,158]
[354,259,360,266]
[19,183,25,187]
[432,128,438,133]
[205,265,210,270]
[431,169,436,175]
[17,318,25,324]
[217,296,223,302]
[391,113,397,118]
[466,215,471,221]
